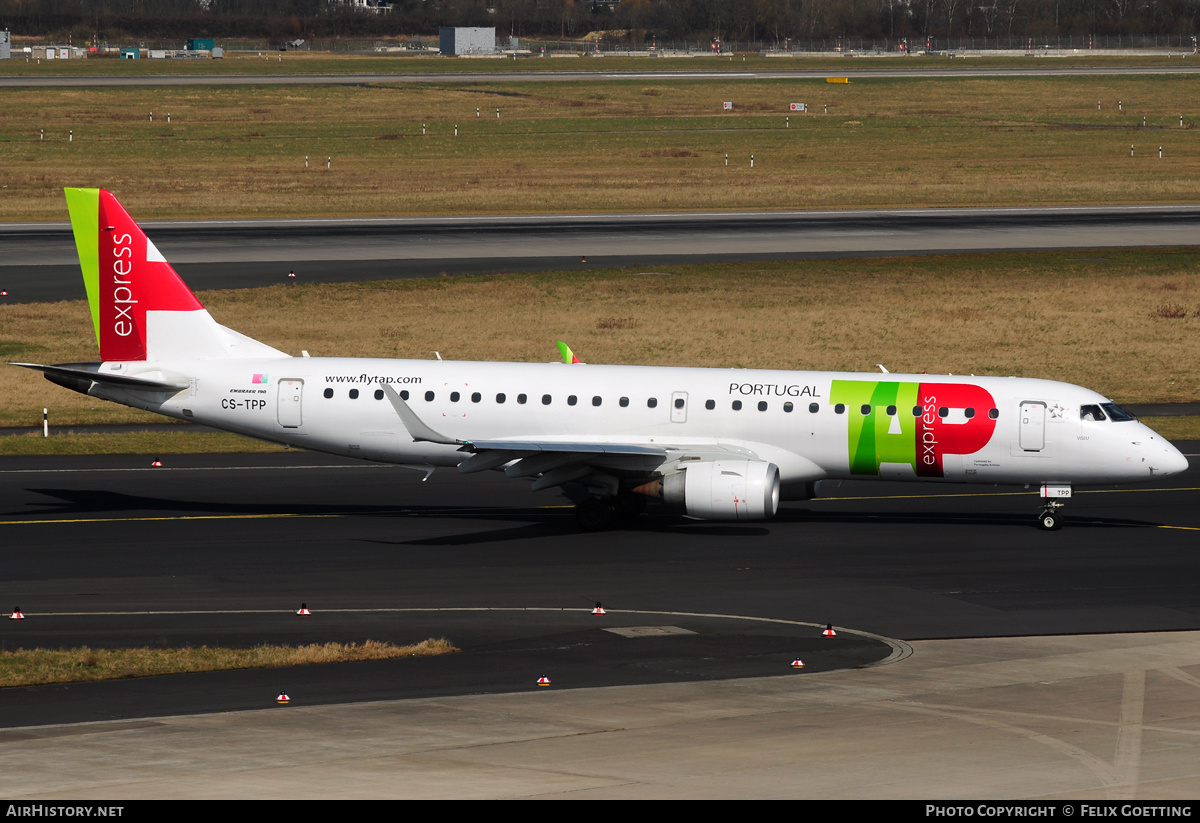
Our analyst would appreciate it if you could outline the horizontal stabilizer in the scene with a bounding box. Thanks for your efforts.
[10,362,190,392]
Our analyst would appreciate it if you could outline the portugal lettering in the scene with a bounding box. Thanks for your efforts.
[728,383,819,397]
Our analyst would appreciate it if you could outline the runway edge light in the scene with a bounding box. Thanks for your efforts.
[9,607,23,620]
[537,675,551,686]
[277,691,290,704]
[791,658,805,669]
[823,624,837,638]
[592,602,606,615]
[296,603,311,615]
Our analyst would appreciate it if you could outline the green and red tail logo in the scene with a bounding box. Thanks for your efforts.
[830,380,997,477]
[64,188,203,362]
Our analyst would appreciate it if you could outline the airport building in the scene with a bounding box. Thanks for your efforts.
[439,27,496,56]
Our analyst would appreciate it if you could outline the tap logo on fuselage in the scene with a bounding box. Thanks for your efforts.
[830,380,997,477]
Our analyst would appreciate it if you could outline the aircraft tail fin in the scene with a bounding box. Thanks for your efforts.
[64,188,285,362]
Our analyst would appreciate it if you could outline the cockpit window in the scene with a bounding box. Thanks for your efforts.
[1080,404,1106,422]
[1101,403,1136,422]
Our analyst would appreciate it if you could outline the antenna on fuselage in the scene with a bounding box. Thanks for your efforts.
[433,351,442,361]
[876,364,889,373]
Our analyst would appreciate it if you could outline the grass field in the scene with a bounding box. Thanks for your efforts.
[0,638,457,687]
[2,250,1197,440]
[2,73,1200,220]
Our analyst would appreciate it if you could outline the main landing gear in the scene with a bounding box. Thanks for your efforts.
[574,493,646,531]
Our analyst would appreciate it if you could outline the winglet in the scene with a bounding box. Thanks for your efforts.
[556,341,581,364]
[380,383,463,446]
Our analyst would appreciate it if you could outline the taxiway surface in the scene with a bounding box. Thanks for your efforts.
[4,206,1200,303]
[1,448,1197,727]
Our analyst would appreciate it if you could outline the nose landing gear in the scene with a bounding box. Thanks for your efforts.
[1035,484,1071,530]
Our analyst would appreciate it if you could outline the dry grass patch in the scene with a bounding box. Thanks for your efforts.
[0,638,457,688]
[0,430,287,456]
[2,251,1198,434]
[3,74,1200,219]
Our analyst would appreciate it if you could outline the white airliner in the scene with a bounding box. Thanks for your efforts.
[13,189,1189,530]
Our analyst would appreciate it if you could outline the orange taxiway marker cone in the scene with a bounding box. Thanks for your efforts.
[537,675,551,686]
[9,607,24,620]
[591,602,605,615]
[822,623,837,638]
[296,603,311,615]
[791,658,805,669]
[277,691,290,704]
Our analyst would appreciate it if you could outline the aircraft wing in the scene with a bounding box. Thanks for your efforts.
[379,383,752,489]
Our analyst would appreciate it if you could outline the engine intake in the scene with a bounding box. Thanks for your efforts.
[650,459,780,521]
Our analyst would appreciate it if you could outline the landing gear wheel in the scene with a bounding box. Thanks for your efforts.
[1037,509,1063,531]
[576,497,615,531]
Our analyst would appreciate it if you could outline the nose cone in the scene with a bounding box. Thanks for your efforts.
[1157,440,1190,478]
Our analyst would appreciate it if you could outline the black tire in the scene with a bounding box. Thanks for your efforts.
[576,498,614,531]
[1037,510,1062,531]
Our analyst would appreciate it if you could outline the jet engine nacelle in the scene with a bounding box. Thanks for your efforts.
[661,459,780,520]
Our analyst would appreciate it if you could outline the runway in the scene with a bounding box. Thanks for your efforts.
[2,447,1199,796]
[1,448,1197,723]
[6,64,1200,89]
[5,205,1200,303]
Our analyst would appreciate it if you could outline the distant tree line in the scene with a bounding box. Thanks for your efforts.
[3,0,1199,43]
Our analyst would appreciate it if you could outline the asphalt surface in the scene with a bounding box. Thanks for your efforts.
[5,206,1200,303]
[1,446,1196,727]
[6,64,1200,89]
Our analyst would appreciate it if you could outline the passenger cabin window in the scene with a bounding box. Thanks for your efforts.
[323,388,334,399]
[675,398,685,409]
[783,402,793,413]
[860,404,870,416]
[620,397,629,407]
[517,394,527,404]
[374,389,384,400]
[964,407,975,419]
[732,400,743,411]
[471,392,481,403]
[400,390,409,400]
[425,391,435,402]
[647,398,658,408]
[496,393,506,404]
[758,401,768,412]
[835,404,846,414]
[938,407,949,418]
[809,403,819,413]
[886,405,897,416]
[450,392,460,402]
[542,394,552,405]
[988,408,999,419]
[592,396,602,407]
[1080,404,1107,422]
[567,395,577,406]
[705,400,715,410]
[349,389,359,399]
[912,406,921,417]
